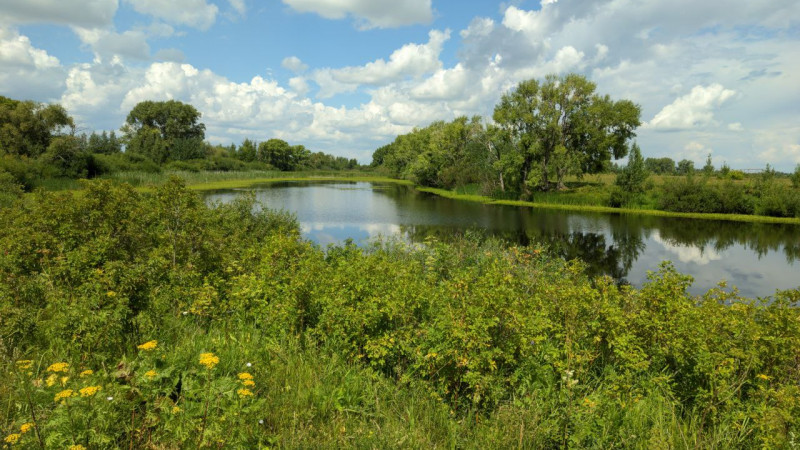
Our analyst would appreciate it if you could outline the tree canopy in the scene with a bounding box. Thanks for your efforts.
[493,74,641,195]
[0,95,74,158]
[122,100,206,163]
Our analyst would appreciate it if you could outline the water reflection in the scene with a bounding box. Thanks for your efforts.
[204,181,799,298]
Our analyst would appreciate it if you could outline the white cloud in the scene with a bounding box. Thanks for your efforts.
[648,84,736,130]
[228,0,246,16]
[282,0,433,29]
[0,0,118,28]
[72,27,150,60]
[289,76,310,96]
[124,0,218,30]
[0,26,65,99]
[312,29,450,98]
[282,56,308,73]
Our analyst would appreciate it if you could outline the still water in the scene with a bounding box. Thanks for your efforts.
[204,181,800,298]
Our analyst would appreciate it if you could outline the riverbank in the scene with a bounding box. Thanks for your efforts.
[415,186,800,225]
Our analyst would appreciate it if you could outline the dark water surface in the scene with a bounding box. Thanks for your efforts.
[204,181,800,298]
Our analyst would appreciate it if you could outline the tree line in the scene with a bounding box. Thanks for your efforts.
[371,73,641,198]
[0,96,359,192]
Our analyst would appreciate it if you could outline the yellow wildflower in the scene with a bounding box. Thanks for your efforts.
[16,360,33,370]
[237,372,253,380]
[237,388,253,398]
[20,423,34,434]
[55,389,74,402]
[79,386,101,397]
[68,445,86,450]
[199,352,219,369]
[756,373,771,381]
[45,374,58,387]
[47,362,69,373]
[144,370,157,379]
[79,369,93,378]
[137,340,157,351]
[106,290,116,297]
[60,376,69,386]
[4,433,21,444]
[172,406,181,414]
[242,379,255,387]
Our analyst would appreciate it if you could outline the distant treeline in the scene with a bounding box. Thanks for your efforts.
[0,96,359,193]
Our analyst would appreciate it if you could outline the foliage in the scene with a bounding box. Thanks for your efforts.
[493,74,641,194]
[121,100,206,163]
[677,159,695,175]
[257,139,309,171]
[791,164,800,189]
[0,96,74,158]
[611,142,648,207]
[644,157,675,174]
[2,178,799,447]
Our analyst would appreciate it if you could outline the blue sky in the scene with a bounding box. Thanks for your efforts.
[1,0,799,169]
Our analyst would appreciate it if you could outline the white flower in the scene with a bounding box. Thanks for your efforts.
[106,396,113,401]
[246,362,252,368]
[182,311,188,316]
[258,419,264,425]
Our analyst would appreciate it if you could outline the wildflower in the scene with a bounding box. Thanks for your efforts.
[60,376,69,386]
[137,340,157,351]
[20,423,34,434]
[68,445,86,450]
[258,419,264,425]
[47,362,69,373]
[55,389,74,402]
[756,373,771,381]
[246,362,252,367]
[237,372,253,380]
[79,386,101,397]
[182,311,188,316]
[199,352,219,369]
[144,370,157,380]
[16,360,33,370]
[106,290,116,297]
[4,434,21,444]
[79,369,93,378]
[106,396,113,401]
[242,379,255,387]
[172,406,181,414]
[237,388,253,398]
[45,374,58,387]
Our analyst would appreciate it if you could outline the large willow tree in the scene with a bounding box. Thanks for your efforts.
[493,74,641,195]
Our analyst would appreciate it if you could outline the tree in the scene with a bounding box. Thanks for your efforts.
[257,139,309,171]
[493,74,640,196]
[644,157,675,174]
[791,164,800,189]
[611,142,649,207]
[0,95,74,158]
[677,159,695,175]
[702,153,714,177]
[237,139,257,162]
[121,100,205,163]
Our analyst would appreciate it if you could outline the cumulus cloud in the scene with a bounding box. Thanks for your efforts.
[0,0,118,28]
[228,0,246,16]
[0,26,65,99]
[124,0,218,30]
[282,0,433,29]
[282,56,308,73]
[312,29,450,98]
[647,84,736,130]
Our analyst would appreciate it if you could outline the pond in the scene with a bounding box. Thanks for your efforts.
[204,181,800,298]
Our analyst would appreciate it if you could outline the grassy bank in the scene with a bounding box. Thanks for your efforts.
[416,186,800,225]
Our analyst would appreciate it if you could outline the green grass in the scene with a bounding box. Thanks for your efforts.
[417,186,800,224]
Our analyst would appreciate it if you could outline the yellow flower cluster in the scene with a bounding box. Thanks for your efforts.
[20,423,34,434]
[144,370,157,379]
[237,388,253,398]
[4,434,21,444]
[69,445,86,450]
[79,369,93,378]
[199,352,219,369]
[79,386,101,397]
[238,372,255,387]
[137,340,158,351]
[46,374,58,387]
[756,373,771,381]
[47,362,69,373]
[172,406,181,414]
[55,389,74,402]
[16,360,33,370]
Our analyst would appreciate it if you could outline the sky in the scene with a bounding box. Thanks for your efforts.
[1,0,799,169]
